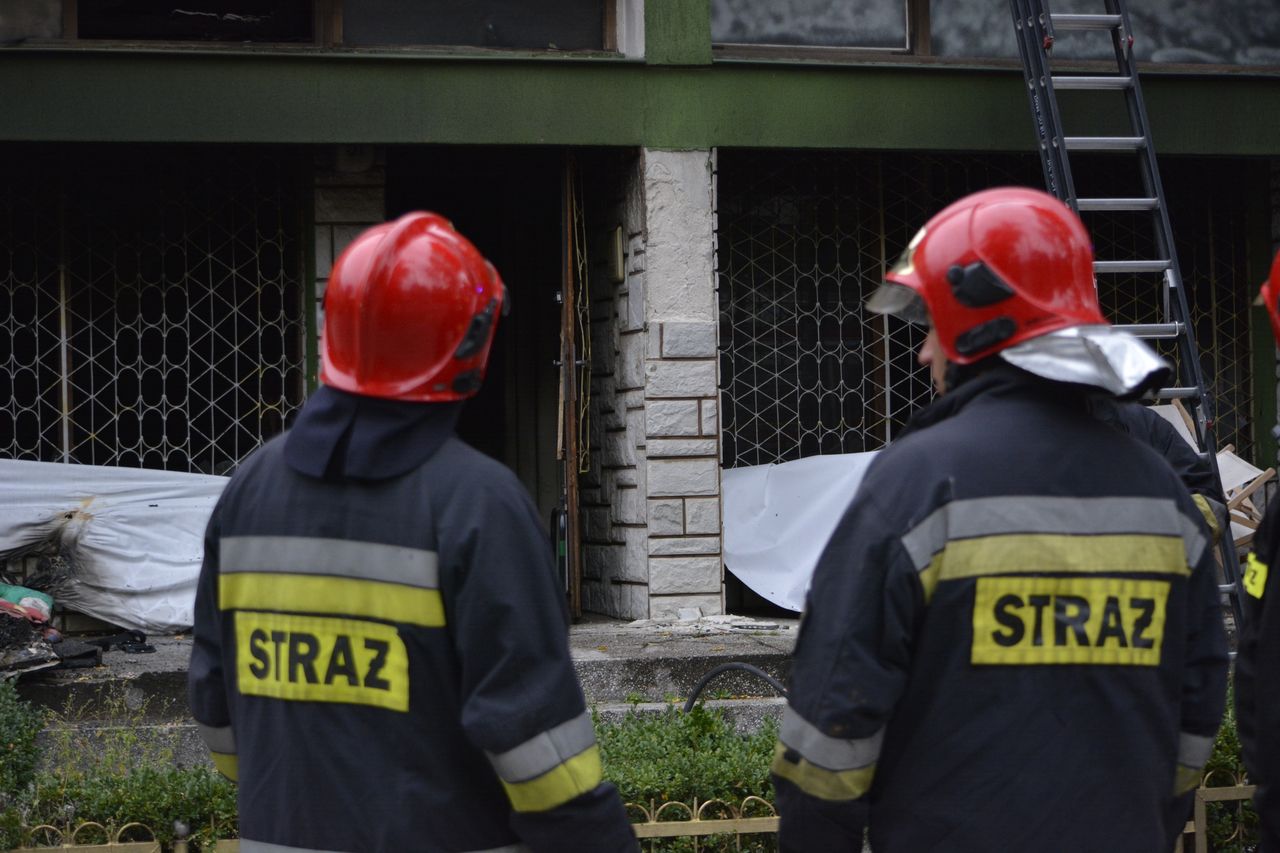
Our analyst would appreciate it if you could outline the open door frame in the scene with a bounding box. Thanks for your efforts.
[559,153,585,619]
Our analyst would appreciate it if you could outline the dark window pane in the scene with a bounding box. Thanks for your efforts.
[1,0,62,40]
[78,0,313,42]
[932,0,1280,66]
[343,0,603,50]
[712,0,907,49]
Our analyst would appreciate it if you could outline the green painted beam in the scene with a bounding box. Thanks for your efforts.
[2,50,1280,154]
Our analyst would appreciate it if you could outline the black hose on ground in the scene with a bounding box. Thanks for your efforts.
[682,661,787,713]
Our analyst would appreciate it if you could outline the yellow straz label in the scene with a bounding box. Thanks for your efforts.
[971,576,1170,666]
[235,611,410,712]
[1245,553,1269,600]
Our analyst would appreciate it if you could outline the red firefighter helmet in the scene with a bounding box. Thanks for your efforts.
[870,186,1106,364]
[320,212,506,402]
[1258,250,1280,347]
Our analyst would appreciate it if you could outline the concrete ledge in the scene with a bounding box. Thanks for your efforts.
[14,617,797,722]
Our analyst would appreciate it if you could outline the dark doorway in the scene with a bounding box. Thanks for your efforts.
[385,146,565,523]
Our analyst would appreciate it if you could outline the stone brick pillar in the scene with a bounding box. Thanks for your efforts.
[641,149,723,619]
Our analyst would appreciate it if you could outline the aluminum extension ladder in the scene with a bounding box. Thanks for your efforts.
[1008,0,1247,634]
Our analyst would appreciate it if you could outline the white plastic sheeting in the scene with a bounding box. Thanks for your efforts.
[0,459,226,633]
[721,452,879,613]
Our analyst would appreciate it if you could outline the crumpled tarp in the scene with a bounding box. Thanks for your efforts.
[721,452,879,613]
[0,459,227,633]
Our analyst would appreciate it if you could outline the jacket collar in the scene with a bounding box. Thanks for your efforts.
[284,385,464,482]
[899,363,1088,440]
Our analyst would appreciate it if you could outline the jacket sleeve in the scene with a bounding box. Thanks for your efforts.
[187,500,239,782]
[771,492,922,852]
[1140,406,1227,542]
[1161,501,1228,843]
[444,473,637,853]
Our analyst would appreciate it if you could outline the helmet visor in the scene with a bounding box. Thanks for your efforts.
[866,281,930,326]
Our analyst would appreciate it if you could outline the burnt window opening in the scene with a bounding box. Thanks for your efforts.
[0,144,308,476]
[77,0,314,42]
[341,0,605,50]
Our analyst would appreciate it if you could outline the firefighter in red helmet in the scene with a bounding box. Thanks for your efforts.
[1237,249,1280,851]
[772,187,1227,851]
[189,213,637,853]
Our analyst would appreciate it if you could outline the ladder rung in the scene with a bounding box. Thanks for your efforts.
[1154,387,1200,400]
[1114,322,1183,339]
[1093,259,1172,273]
[1077,197,1159,211]
[1065,136,1146,151]
[1051,75,1133,90]
[1050,13,1123,30]
[1219,583,1239,593]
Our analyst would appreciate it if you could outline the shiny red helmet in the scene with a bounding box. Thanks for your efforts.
[1258,250,1280,347]
[320,212,506,402]
[869,186,1106,364]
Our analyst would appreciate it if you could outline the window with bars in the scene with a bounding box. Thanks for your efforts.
[0,144,307,476]
[715,149,1263,469]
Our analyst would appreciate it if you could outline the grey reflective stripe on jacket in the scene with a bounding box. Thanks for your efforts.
[220,535,440,587]
[900,495,1207,572]
[779,705,882,772]
[486,710,596,783]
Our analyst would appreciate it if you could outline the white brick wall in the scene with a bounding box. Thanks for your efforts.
[579,155,652,619]
[641,150,724,616]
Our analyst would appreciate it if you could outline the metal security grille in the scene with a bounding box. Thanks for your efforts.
[0,145,307,475]
[716,150,1260,469]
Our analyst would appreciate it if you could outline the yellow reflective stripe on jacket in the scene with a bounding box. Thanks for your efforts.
[489,712,602,813]
[211,751,239,782]
[240,841,531,853]
[771,742,876,802]
[902,497,1200,602]
[778,706,882,771]
[1245,552,1270,599]
[901,496,1205,566]
[773,707,881,802]
[917,533,1190,602]
[488,712,597,783]
[1190,494,1223,543]
[196,722,238,781]
[500,744,603,813]
[1173,731,1214,794]
[219,572,445,628]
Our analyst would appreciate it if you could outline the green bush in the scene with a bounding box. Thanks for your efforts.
[1201,682,1259,853]
[0,678,44,797]
[24,764,237,849]
[598,704,779,852]
[598,704,777,807]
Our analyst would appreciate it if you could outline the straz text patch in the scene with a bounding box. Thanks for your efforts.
[972,576,1170,666]
[235,611,410,711]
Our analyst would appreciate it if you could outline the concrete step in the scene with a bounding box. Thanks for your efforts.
[15,616,798,725]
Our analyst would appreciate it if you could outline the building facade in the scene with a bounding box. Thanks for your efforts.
[2,0,1279,620]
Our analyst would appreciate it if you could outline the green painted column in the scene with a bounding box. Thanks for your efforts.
[1249,162,1278,468]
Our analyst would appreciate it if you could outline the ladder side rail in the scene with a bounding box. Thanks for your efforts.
[1105,0,1217,461]
[1013,0,1079,209]
[1103,0,1246,630]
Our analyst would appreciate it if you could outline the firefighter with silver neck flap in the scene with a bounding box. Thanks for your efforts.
[771,187,1227,852]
